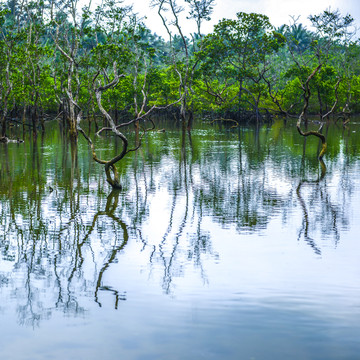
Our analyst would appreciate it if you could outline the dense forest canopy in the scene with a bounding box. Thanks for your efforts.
[0,0,359,185]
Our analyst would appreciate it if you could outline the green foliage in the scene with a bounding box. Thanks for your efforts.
[0,1,359,130]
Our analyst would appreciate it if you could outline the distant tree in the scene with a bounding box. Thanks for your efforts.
[185,0,215,38]
[49,0,95,140]
[277,22,312,54]
[198,12,284,119]
[151,0,215,129]
[0,8,13,138]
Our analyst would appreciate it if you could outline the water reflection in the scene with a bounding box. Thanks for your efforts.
[92,190,128,308]
[0,119,359,353]
[296,135,355,255]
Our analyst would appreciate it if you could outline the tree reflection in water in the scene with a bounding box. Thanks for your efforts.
[0,136,126,326]
[93,190,128,308]
[296,138,351,256]
[0,119,357,326]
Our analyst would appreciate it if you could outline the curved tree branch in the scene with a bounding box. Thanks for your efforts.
[296,64,327,159]
[92,62,128,189]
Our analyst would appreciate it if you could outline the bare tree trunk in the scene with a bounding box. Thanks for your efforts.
[296,65,327,160]
[1,62,12,138]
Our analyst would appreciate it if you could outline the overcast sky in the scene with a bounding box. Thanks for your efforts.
[113,0,360,38]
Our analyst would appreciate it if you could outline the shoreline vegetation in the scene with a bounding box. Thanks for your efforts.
[1,1,359,187]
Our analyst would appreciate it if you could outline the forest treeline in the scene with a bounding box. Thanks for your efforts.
[0,0,359,141]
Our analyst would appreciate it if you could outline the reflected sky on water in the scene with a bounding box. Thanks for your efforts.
[0,119,360,359]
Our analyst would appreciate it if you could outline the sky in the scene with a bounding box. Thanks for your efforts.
[114,0,360,38]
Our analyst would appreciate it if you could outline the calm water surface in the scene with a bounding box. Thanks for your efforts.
[0,119,360,359]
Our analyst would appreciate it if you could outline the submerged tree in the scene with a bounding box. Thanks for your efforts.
[284,9,355,159]
[78,61,149,189]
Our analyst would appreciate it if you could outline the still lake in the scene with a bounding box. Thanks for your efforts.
[1,118,360,359]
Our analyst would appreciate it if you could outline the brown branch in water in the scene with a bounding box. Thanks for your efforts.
[93,62,128,189]
[296,64,327,160]
[80,62,164,189]
[77,127,107,165]
[210,118,239,128]
[74,62,128,189]
[297,126,327,159]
